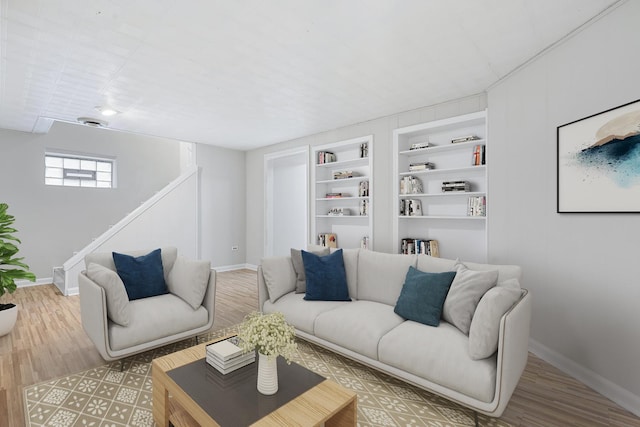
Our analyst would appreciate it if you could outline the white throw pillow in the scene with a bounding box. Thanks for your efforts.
[261,256,296,303]
[86,263,130,327]
[167,256,211,309]
[442,262,498,335]
[468,282,522,360]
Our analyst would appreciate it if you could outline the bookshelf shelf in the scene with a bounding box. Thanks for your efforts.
[311,135,373,250]
[392,110,488,262]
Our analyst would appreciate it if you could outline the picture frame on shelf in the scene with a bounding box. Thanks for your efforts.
[557,99,640,213]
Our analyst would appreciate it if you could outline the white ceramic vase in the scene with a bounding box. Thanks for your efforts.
[0,304,18,337]
[257,352,278,395]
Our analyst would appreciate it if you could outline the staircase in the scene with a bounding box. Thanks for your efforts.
[56,166,200,295]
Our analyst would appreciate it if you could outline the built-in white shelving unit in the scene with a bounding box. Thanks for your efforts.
[392,111,487,262]
[311,135,373,249]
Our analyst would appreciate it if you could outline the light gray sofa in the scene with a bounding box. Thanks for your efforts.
[258,249,531,418]
[79,247,216,362]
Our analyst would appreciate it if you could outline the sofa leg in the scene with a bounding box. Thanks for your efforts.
[195,335,199,345]
[474,411,479,427]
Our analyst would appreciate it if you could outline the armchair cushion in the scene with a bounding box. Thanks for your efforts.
[113,248,168,300]
[86,263,130,326]
[167,256,211,309]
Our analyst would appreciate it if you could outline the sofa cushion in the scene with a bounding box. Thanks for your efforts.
[302,249,351,301]
[108,293,208,351]
[416,255,458,273]
[379,320,497,403]
[442,262,498,335]
[314,301,405,360]
[85,247,178,282]
[86,263,130,327]
[357,251,417,306]
[394,267,456,327]
[262,293,348,334]
[167,256,211,309]
[468,280,522,360]
[330,248,359,300]
[464,260,522,283]
[291,247,330,293]
[261,256,296,303]
[113,248,169,300]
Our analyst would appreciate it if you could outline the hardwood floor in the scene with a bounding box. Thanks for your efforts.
[1,269,638,426]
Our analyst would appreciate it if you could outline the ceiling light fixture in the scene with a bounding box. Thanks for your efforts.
[77,117,108,127]
[95,106,119,117]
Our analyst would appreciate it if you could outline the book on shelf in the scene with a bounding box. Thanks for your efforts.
[318,233,337,248]
[325,192,347,198]
[467,196,486,217]
[472,144,486,166]
[409,141,430,150]
[399,199,422,216]
[409,162,435,171]
[451,135,480,144]
[359,199,369,216]
[400,175,423,195]
[333,170,356,180]
[317,151,336,164]
[359,142,369,158]
[442,181,470,192]
[358,180,369,197]
[400,238,439,256]
[328,207,351,216]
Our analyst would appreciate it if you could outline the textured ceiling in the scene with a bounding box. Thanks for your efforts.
[0,0,621,150]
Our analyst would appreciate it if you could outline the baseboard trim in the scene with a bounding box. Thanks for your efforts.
[529,338,640,418]
[213,263,257,272]
[15,277,52,288]
[66,287,79,296]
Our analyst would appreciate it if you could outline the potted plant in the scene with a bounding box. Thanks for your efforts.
[237,311,297,395]
[0,203,35,336]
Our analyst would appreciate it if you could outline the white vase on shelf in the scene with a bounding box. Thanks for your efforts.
[257,353,278,395]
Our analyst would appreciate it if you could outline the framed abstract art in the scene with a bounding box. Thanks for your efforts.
[557,99,640,213]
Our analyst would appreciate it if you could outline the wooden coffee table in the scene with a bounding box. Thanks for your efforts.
[152,334,357,426]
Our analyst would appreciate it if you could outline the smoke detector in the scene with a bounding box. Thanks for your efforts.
[77,117,108,127]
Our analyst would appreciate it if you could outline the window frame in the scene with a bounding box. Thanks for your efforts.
[44,151,117,189]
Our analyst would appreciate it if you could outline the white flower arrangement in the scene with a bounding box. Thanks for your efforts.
[237,312,297,362]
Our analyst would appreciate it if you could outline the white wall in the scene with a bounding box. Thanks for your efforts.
[0,122,181,278]
[196,144,246,269]
[245,94,487,265]
[488,0,640,413]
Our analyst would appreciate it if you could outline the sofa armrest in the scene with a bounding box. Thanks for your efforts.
[257,266,269,311]
[492,288,532,416]
[78,271,111,360]
[201,268,217,327]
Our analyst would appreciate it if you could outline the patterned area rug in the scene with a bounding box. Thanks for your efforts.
[23,327,510,426]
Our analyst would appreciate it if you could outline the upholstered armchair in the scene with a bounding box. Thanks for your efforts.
[78,247,216,362]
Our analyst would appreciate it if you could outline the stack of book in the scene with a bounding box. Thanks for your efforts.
[451,135,480,144]
[409,162,435,171]
[206,337,255,375]
[318,233,337,248]
[442,181,470,192]
[333,170,355,180]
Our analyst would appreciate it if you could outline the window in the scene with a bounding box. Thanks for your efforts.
[45,152,115,188]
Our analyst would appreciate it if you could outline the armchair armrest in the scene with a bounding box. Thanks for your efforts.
[201,268,217,327]
[78,271,111,360]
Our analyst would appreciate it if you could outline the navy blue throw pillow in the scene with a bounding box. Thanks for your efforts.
[302,249,351,301]
[394,266,456,327]
[112,248,168,300]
